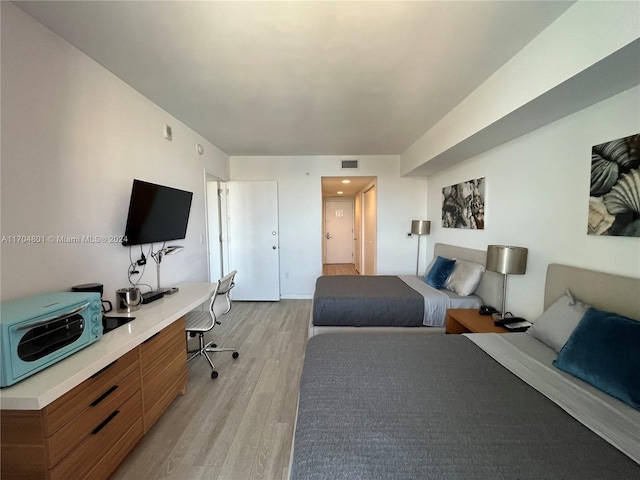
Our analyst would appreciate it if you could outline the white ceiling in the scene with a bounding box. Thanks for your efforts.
[322,176,376,197]
[14,1,574,157]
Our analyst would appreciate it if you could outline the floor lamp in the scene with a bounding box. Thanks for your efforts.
[411,220,431,276]
[485,245,528,321]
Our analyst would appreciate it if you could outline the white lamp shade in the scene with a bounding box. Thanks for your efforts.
[411,220,431,235]
[486,245,527,275]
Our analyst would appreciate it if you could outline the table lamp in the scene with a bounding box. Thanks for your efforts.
[485,245,528,321]
[151,245,184,296]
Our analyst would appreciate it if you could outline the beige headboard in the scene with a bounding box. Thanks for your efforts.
[432,243,502,308]
[545,264,640,320]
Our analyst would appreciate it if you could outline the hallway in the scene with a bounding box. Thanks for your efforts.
[322,264,359,276]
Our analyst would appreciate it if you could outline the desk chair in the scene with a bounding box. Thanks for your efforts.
[185,270,239,379]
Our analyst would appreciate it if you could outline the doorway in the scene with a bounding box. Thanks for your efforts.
[363,184,377,274]
[321,176,376,276]
[324,199,354,264]
[205,174,226,283]
[226,180,280,301]
[205,177,281,300]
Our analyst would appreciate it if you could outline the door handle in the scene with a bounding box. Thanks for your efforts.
[326,233,332,239]
[272,246,277,250]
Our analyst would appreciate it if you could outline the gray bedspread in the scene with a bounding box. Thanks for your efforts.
[313,275,424,327]
[290,333,640,479]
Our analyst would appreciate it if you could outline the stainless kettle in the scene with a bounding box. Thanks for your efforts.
[116,287,142,313]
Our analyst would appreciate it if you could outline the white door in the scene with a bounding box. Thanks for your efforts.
[227,180,280,301]
[206,177,223,282]
[325,199,354,264]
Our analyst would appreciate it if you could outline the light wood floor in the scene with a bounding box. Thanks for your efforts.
[322,263,359,275]
[111,299,311,480]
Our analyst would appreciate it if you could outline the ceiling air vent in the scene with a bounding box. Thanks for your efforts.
[341,159,359,169]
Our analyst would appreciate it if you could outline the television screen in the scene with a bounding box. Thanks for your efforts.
[122,179,193,246]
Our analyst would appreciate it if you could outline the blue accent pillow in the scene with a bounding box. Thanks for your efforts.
[424,256,456,289]
[553,307,640,410]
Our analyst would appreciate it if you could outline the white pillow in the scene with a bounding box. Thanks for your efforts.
[527,289,591,353]
[443,259,485,296]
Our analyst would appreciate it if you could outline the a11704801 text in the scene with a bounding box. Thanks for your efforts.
[1,235,126,244]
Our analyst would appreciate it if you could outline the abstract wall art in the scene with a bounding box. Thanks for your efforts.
[442,177,485,229]
[588,133,640,237]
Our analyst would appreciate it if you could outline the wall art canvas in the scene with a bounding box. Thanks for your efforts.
[442,177,485,229]
[588,133,640,237]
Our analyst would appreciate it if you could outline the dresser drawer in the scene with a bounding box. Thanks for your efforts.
[142,351,187,431]
[139,317,185,371]
[0,410,47,480]
[139,317,187,432]
[49,389,143,480]
[46,367,141,468]
[141,324,185,386]
[43,348,139,436]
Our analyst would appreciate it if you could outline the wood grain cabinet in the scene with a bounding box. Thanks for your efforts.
[0,316,188,479]
[1,348,143,479]
[139,316,187,433]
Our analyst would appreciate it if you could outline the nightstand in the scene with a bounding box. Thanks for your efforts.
[445,309,509,334]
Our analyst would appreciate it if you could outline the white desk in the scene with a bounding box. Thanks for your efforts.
[0,282,215,410]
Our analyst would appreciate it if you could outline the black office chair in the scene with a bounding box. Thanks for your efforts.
[185,270,239,379]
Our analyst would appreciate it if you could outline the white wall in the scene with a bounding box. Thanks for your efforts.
[230,155,428,298]
[425,86,640,321]
[0,3,229,305]
[401,0,640,176]
[6,1,636,315]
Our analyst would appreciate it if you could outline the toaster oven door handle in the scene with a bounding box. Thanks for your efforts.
[15,302,91,331]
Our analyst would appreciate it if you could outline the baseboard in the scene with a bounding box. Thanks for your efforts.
[279,294,313,300]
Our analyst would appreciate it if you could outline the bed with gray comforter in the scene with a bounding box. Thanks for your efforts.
[291,333,639,479]
[290,264,640,479]
[313,274,483,327]
[312,275,425,327]
[311,244,497,333]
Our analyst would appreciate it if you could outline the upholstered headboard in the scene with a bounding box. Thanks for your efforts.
[545,264,640,320]
[432,243,502,309]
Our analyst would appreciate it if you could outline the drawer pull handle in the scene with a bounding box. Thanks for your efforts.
[91,360,117,378]
[90,385,119,407]
[92,410,119,435]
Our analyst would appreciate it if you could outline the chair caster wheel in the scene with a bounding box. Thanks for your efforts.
[232,352,239,359]
[211,370,218,379]
[211,343,217,348]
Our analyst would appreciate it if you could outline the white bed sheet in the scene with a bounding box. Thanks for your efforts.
[398,275,483,327]
[467,332,640,464]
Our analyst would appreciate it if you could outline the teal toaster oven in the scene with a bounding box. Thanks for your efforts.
[1,292,103,387]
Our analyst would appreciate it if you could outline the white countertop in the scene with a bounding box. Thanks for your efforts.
[0,282,215,410]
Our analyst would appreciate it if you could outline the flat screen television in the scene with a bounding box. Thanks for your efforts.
[122,179,193,246]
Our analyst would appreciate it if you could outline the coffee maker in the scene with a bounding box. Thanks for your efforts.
[71,283,112,313]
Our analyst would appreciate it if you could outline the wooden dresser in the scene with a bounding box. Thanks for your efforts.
[139,317,188,433]
[0,283,214,479]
